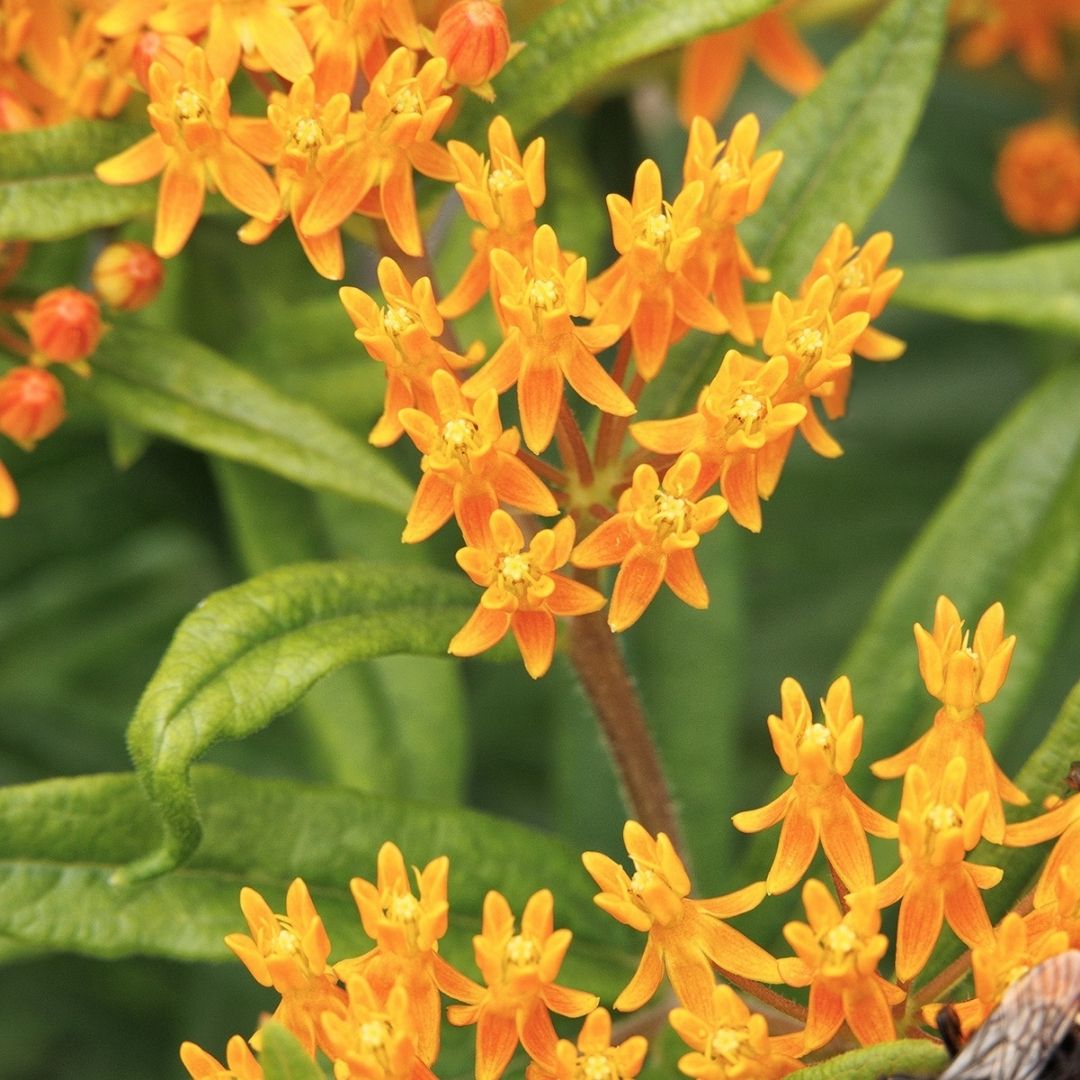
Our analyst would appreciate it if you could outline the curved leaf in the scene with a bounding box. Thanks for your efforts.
[78,323,413,514]
[123,560,477,882]
[0,120,156,240]
[793,1040,946,1079]
[895,240,1080,338]
[0,767,636,1002]
[457,0,777,141]
[259,1024,325,1080]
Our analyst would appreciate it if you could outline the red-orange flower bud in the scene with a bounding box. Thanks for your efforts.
[0,366,66,449]
[27,287,102,364]
[995,118,1080,235]
[433,0,512,91]
[92,242,165,311]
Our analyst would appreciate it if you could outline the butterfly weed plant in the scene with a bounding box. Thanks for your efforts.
[1,0,1079,1078]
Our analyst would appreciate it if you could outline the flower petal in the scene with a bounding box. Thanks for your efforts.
[613,933,663,1011]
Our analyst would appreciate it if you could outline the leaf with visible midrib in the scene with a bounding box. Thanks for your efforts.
[78,323,413,514]
[123,560,477,882]
[258,1024,326,1080]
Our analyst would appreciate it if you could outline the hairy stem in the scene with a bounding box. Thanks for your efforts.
[720,970,808,1024]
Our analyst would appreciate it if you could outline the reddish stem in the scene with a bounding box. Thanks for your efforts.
[555,399,594,487]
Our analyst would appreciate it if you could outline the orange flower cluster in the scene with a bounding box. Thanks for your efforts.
[337,109,904,675]
[186,597,1077,1077]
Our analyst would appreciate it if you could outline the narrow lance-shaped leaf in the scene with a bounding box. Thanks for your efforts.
[895,239,1080,339]
[0,766,637,1002]
[77,324,413,515]
[122,560,477,883]
[258,1024,325,1080]
[659,0,950,414]
[455,0,777,142]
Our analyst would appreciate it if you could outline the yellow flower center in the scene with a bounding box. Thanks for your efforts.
[360,1019,391,1052]
[649,490,690,539]
[173,87,207,124]
[389,892,420,923]
[642,212,672,251]
[290,116,323,151]
[794,327,824,362]
[274,925,301,957]
[488,167,515,196]
[731,392,764,427]
[579,1052,616,1080]
[496,551,540,601]
[382,305,416,337]
[505,932,541,969]
[822,922,858,961]
[629,868,655,896]
[442,416,479,451]
[802,723,832,750]
[527,278,560,312]
[926,803,960,833]
[710,1026,748,1063]
[713,159,734,185]
[391,85,422,114]
[839,261,865,290]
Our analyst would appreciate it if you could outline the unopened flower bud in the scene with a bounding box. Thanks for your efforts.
[131,30,193,91]
[0,365,66,449]
[26,287,102,365]
[432,0,512,92]
[92,242,165,311]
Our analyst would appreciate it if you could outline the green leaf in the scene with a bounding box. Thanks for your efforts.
[742,0,949,292]
[895,240,1080,338]
[793,1040,947,1079]
[0,121,156,241]
[0,767,636,1002]
[123,560,477,882]
[77,323,413,514]
[456,0,777,142]
[842,363,1080,770]
[258,1023,326,1080]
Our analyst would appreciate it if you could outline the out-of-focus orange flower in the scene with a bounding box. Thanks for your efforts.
[779,880,903,1051]
[180,1034,263,1080]
[526,1007,648,1080]
[339,257,476,447]
[677,4,822,128]
[337,841,464,1065]
[682,114,782,344]
[20,286,102,371]
[91,241,165,311]
[669,982,803,1079]
[462,224,633,454]
[449,510,604,678]
[1025,863,1080,949]
[1004,780,1080,908]
[323,975,438,1080]
[631,350,806,532]
[95,48,280,258]
[953,0,1080,83]
[442,889,599,1080]
[431,0,519,100]
[231,74,353,280]
[399,369,557,546]
[995,117,1080,234]
[733,676,897,896]
[570,452,728,632]
[592,159,728,381]
[224,879,347,1056]
[440,115,546,319]
[0,365,66,448]
[872,597,1027,844]
[300,47,456,257]
[874,758,1002,983]
[583,821,778,1016]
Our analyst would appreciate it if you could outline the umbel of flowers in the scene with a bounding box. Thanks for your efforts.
[183,596,1079,1079]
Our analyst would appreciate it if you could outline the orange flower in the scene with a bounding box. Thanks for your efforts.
[669,982,803,1079]
[682,113,782,344]
[94,47,280,258]
[732,676,897,896]
[873,758,1002,983]
[592,159,728,380]
[339,257,475,447]
[631,350,806,532]
[448,510,604,679]
[462,224,634,454]
[300,47,456,257]
[0,365,66,449]
[871,597,1027,844]
[431,0,520,100]
[442,889,599,1080]
[1004,781,1080,908]
[337,841,462,1065]
[583,821,778,1016]
[677,4,822,127]
[439,115,546,320]
[224,879,347,1056]
[525,1007,648,1080]
[779,880,903,1051]
[232,74,353,280]
[91,241,165,311]
[180,1034,263,1080]
[399,369,557,546]
[570,452,728,632]
[1025,862,1080,950]
[995,117,1080,235]
[323,975,437,1080]
[21,286,102,370]
[954,0,1080,83]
